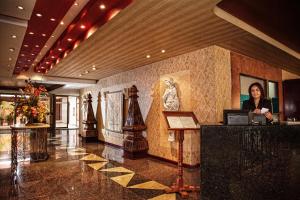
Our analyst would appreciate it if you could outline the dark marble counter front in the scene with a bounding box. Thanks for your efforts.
[200,124,300,200]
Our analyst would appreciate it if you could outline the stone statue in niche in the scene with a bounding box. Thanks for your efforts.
[163,77,180,142]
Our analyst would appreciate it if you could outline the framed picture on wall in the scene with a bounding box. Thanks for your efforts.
[104,91,124,133]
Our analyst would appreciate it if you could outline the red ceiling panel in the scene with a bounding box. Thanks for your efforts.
[14,0,133,74]
[14,0,76,74]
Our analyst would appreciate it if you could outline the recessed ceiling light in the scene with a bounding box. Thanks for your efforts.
[84,70,89,74]
[42,33,46,37]
[67,38,72,42]
[8,58,12,61]
[80,25,86,29]
[146,55,151,58]
[99,4,106,10]
[51,35,55,38]
[92,65,96,70]
[51,56,55,59]
[37,70,41,73]
[161,49,166,53]
[11,35,17,39]
[27,59,31,62]
[29,32,34,35]
[45,45,48,48]
[9,48,15,52]
[36,13,42,17]
[58,48,62,51]
[17,6,24,10]
[31,53,35,56]
[24,44,29,47]
[35,45,39,48]
[21,54,25,57]
[60,21,64,25]
[79,74,82,77]
[46,62,50,64]
[74,2,79,6]
[50,18,56,21]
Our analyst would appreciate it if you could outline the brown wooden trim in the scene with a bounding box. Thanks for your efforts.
[98,140,123,149]
[98,139,200,168]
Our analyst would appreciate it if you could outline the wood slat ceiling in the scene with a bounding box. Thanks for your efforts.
[218,33,300,75]
[47,0,300,80]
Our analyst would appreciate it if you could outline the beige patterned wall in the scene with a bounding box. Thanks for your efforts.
[80,45,232,165]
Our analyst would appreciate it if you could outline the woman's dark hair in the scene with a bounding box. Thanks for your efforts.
[248,82,265,101]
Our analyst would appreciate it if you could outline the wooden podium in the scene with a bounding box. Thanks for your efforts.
[162,111,200,198]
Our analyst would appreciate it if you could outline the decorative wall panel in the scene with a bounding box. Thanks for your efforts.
[81,45,232,165]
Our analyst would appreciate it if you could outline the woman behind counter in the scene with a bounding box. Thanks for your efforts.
[242,82,273,121]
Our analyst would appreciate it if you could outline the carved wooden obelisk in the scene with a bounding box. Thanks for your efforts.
[123,85,148,159]
[82,93,97,142]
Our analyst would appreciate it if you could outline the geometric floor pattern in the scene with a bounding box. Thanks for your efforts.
[81,153,177,200]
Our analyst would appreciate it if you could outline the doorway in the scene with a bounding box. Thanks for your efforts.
[55,96,79,128]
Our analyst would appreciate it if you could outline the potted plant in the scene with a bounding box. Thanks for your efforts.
[15,79,48,125]
[0,116,4,126]
[6,114,14,126]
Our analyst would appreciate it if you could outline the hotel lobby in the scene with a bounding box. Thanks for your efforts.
[0,0,300,199]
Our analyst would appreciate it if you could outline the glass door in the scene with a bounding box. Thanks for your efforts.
[55,96,68,128]
[68,96,79,128]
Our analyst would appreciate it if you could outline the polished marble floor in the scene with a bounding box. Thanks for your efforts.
[0,130,200,200]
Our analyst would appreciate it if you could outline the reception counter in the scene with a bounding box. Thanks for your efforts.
[200,124,300,200]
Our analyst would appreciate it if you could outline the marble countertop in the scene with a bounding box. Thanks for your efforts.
[10,123,50,129]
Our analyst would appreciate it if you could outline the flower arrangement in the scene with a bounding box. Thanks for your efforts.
[15,80,49,125]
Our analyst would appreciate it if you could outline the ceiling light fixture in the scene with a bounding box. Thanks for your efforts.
[161,49,166,53]
[21,54,25,57]
[79,74,82,77]
[80,25,86,29]
[67,38,72,42]
[29,32,34,35]
[36,13,42,17]
[31,53,35,56]
[99,4,106,10]
[146,55,151,58]
[27,59,31,62]
[74,2,79,6]
[46,62,50,64]
[45,45,48,48]
[84,70,89,74]
[9,48,15,52]
[60,21,64,25]
[8,58,12,61]
[11,35,17,38]
[42,33,46,37]
[35,45,39,48]
[51,56,55,59]
[58,48,62,51]
[24,44,29,47]
[17,6,24,10]
[50,18,56,21]
[51,35,55,38]
[92,65,96,70]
